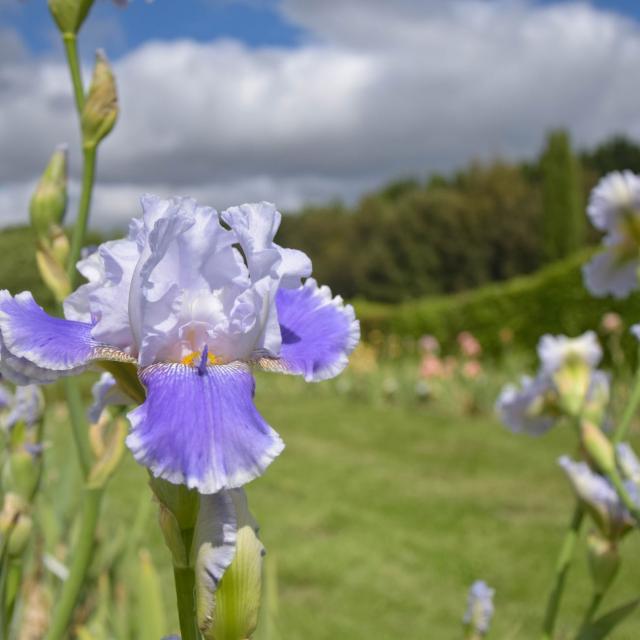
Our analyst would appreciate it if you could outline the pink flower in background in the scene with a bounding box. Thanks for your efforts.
[462,360,483,379]
[601,312,623,334]
[420,354,444,379]
[419,334,440,354]
[457,331,482,358]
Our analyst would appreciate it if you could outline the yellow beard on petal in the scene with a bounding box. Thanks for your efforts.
[180,350,218,367]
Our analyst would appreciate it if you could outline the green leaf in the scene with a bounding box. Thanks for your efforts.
[576,597,640,640]
[135,549,167,640]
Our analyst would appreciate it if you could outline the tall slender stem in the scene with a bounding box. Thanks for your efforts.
[44,488,103,640]
[613,354,640,444]
[43,25,104,640]
[62,33,85,116]
[62,376,92,477]
[173,566,200,640]
[540,503,585,640]
[172,525,200,640]
[66,145,97,290]
[578,591,604,633]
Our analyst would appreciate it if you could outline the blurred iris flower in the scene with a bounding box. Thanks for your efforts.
[0,380,44,432]
[558,455,637,539]
[496,331,606,434]
[0,197,359,493]
[463,580,495,637]
[583,171,640,299]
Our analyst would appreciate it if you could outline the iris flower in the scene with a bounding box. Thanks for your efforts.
[0,379,44,432]
[495,374,556,435]
[583,171,640,299]
[496,332,606,435]
[463,580,495,637]
[537,331,601,374]
[0,196,359,493]
[558,456,637,539]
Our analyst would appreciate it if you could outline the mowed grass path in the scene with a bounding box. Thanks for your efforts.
[50,374,640,639]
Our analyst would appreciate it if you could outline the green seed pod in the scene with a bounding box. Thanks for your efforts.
[48,0,95,34]
[29,145,68,240]
[82,51,119,149]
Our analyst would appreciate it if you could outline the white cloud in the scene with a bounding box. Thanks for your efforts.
[2,1,640,229]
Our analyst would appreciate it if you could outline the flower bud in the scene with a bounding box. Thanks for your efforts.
[193,490,264,640]
[36,244,71,303]
[0,493,32,557]
[48,0,95,34]
[7,448,42,502]
[587,532,620,595]
[82,51,118,148]
[209,494,263,640]
[30,145,68,239]
[6,512,33,558]
[580,421,615,475]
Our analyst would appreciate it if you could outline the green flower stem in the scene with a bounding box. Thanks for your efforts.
[578,591,605,634]
[61,376,92,477]
[62,33,85,116]
[173,562,200,640]
[44,487,103,640]
[613,353,640,445]
[173,526,200,640]
[540,503,585,640]
[608,468,640,526]
[66,144,97,290]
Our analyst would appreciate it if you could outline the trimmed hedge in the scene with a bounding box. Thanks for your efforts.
[354,250,640,356]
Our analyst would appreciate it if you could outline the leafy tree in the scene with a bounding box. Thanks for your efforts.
[540,129,584,262]
[582,135,640,175]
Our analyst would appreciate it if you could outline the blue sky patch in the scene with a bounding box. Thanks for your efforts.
[2,0,305,59]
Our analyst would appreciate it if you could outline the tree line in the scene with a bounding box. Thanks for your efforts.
[277,133,640,303]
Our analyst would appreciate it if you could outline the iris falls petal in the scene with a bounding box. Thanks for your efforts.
[126,362,284,494]
[0,291,98,382]
[257,278,360,381]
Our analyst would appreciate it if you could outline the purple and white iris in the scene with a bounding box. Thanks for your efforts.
[558,456,636,538]
[0,381,44,432]
[495,374,555,435]
[0,196,359,493]
[496,331,605,435]
[583,171,640,299]
[463,580,495,636]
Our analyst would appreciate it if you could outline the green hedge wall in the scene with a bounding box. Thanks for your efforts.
[354,250,640,356]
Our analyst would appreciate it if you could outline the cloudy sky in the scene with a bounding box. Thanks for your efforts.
[1,0,640,229]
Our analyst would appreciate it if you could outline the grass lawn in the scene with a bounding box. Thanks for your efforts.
[42,371,640,639]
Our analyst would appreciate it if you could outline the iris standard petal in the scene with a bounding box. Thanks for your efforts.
[256,278,360,382]
[126,361,284,494]
[0,291,97,377]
